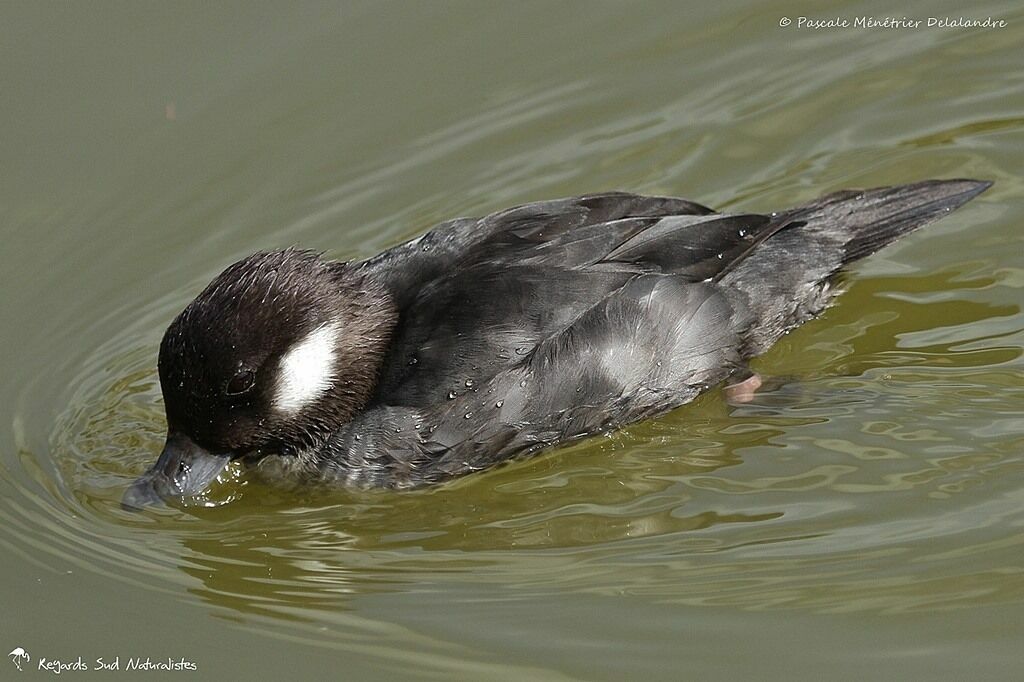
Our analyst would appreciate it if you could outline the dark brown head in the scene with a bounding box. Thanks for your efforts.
[123,249,396,508]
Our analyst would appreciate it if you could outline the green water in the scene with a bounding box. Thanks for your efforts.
[2,1,1022,679]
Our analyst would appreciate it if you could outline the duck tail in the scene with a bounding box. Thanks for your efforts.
[720,178,991,357]
[782,178,992,264]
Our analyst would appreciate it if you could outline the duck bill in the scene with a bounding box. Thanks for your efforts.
[122,432,231,510]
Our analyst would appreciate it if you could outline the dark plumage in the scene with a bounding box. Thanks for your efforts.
[124,179,991,508]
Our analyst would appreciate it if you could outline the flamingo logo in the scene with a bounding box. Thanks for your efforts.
[8,647,30,671]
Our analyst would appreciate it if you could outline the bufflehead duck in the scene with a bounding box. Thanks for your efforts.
[124,179,990,509]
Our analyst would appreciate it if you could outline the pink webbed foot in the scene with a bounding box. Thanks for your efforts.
[724,372,763,404]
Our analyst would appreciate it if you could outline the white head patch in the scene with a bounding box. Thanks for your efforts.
[273,323,340,414]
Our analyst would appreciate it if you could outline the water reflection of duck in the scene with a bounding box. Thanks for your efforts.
[124,179,990,508]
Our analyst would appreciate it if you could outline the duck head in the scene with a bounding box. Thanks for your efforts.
[123,249,396,509]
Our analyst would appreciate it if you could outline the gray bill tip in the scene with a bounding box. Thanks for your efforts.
[121,473,165,511]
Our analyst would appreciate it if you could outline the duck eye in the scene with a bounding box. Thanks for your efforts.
[225,369,256,396]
